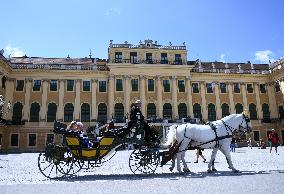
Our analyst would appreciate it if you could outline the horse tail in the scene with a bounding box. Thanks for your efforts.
[162,125,178,147]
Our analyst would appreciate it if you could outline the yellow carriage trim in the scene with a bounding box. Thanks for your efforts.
[99,150,109,156]
[82,149,97,158]
[71,149,80,156]
[66,136,80,146]
[99,137,114,146]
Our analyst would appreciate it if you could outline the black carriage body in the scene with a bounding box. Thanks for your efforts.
[38,121,161,178]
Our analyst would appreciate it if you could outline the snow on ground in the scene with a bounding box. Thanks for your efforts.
[0,146,283,185]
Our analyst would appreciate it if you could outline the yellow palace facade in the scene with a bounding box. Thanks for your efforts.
[0,40,283,152]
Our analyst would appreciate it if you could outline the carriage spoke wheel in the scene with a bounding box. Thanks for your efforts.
[68,158,83,175]
[38,146,73,179]
[129,149,159,174]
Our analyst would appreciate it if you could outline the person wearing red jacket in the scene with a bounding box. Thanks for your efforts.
[268,129,280,155]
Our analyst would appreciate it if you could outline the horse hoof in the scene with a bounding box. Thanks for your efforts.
[169,167,174,172]
[233,169,239,173]
[207,169,213,173]
[183,168,190,173]
[212,168,217,172]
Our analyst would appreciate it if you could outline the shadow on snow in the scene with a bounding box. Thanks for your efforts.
[56,169,284,182]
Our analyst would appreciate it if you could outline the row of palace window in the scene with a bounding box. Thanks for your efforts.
[4,129,284,148]
[14,79,282,94]
[114,52,183,64]
[2,133,55,147]
[11,101,278,124]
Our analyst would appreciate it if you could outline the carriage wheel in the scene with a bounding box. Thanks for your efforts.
[129,149,159,174]
[68,158,83,175]
[38,146,73,179]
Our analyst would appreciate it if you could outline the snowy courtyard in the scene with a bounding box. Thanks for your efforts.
[0,147,284,194]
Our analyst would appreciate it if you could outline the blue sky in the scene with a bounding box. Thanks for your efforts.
[0,0,283,63]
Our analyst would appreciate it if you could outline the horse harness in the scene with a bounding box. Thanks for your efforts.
[183,114,251,151]
[182,121,235,150]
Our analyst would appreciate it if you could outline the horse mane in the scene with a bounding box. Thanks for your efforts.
[163,125,178,147]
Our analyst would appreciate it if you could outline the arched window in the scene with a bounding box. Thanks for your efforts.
[221,103,230,118]
[178,103,187,119]
[249,103,257,120]
[47,103,57,122]
[262,103,270,120]
[114,103,124,123]
[193,103,202,119]
[64,103,74,122]
[147,103,156,119]
[81,103,90,122]
[97,103,107,123]
[1,76,6,89]
[163,103,172,119]
[30,102,40,122]
[12,102,23,124]
[208,103,216,121]
[235,103,243,114]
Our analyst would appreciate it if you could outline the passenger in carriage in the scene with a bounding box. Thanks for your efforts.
[76,122,93,148]
[103,121,115,136]
[66,121,78,133]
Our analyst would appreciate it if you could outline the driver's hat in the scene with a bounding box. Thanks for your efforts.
[135,99,142,104]
[271,128,275,131]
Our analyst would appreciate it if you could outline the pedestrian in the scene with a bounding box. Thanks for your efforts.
[268,129,280,155]
[230,137,236,152]
[194,148,206,163]
[247,137,252,149]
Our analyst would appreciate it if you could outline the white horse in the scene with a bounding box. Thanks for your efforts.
[163,113,252,173]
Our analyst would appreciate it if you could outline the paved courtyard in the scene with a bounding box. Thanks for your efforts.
[0,147,284,194]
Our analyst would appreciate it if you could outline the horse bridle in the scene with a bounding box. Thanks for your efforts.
[221,114,251,138]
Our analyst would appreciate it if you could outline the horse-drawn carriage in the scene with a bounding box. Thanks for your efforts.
[38,120,161,179]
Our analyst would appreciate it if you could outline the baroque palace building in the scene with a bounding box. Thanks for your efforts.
[0,39,283,152]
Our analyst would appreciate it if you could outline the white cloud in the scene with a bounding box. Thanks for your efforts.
[104,8,121,16]
[220,54,226,62]
[254,50,274,63]
[5,45,25,57]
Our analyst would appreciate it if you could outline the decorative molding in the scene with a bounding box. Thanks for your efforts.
[25,78,33,82]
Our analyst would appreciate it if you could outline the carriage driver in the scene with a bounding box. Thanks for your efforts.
[127,99,152,141]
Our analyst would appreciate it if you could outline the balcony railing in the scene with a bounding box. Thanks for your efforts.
[108,59,185,65]
[191,67,270,74]
[11,63,98,70]
[110,44,186,50]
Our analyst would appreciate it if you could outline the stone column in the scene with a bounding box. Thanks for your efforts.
[57,80,65,121]
[254,83,262,119]
[267,83,278,118]
[280,80,284,101]
[39,79,48,122]
[214,82,221,119]
[108,75,115,120]
[74,80,81,121]
[241,83,248,111]
[200,81,207,120]
[124,75,131,115]
[228,83,235,114]
[23,78,32,121]
[186,76,194,118]
[171,76,178,119]
[139,75,146,116]
[3,78,15,120]
[91,79,98,121]
[156,75,163,119]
